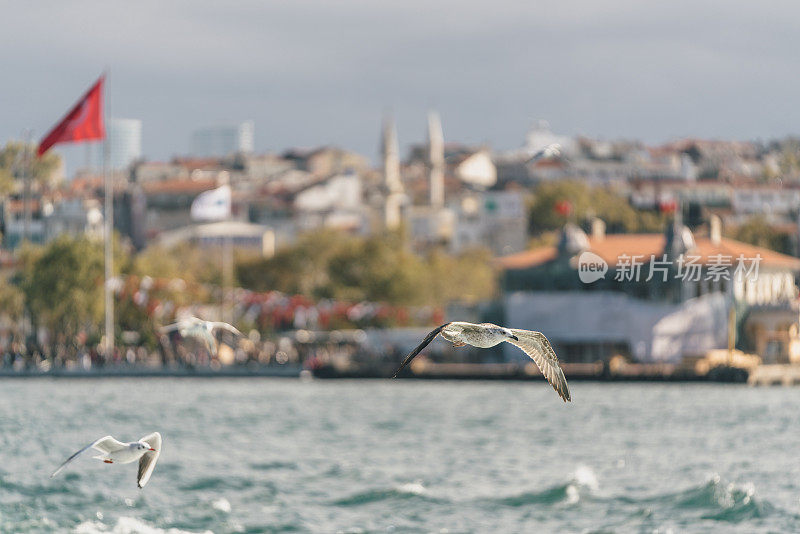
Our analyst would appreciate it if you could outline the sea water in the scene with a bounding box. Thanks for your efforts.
[1,379,799,533]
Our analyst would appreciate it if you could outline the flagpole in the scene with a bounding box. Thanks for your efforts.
[103,73,114,360]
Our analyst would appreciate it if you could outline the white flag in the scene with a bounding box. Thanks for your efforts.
[191,184,231,221]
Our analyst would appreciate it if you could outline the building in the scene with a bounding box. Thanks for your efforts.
[44,198,104,243]
[155,220,275,257]
[191,121,254,157]
[497,217,800,364]
[293,171,367,233]
[282,146,369,178]
[141,177,223,237]
[732,187,800,216]
[451,191,527,255]
[106,118,142,171]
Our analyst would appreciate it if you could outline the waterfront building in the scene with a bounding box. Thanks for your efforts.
[498,216,800,364]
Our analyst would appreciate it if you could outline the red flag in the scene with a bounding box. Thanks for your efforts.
[37,76,105,156]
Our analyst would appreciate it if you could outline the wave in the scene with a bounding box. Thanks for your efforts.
[248,461,298,471]
[611,473,788,527]
[179,475,254,491]
[332,481,446,507]
[0,472,80,498]
[74,516,213,534]
[664,475,774,521]
[494,465,599,507]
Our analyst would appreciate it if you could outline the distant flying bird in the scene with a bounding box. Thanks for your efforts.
[392,322,571,402]
[528,143,561,163]
[51,432,162,488]
[160,316,243,355]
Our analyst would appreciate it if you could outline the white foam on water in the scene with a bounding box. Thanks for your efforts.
[397,481,426,495]
[565,484,580,505]
[74,516,213,534]
[212,497,231,513]
[572,465,599,491]
[564,465,600,504]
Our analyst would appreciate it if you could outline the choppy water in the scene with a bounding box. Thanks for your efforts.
[2,379,800,533]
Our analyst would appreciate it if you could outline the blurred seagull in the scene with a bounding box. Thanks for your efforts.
[527,143,561,163]
[392,322,571,402]
[51,432,162,488]
[159,316,243,355]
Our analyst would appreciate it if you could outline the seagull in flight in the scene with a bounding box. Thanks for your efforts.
[51,432,162,488]
[160,316,243,355]
[527,143,561,163]
[392,322,571,402]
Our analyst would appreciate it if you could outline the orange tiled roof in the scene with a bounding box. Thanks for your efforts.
[495,247,558,269]
[693,238,800,270]
[5,199,41,213]
[142,179,218,194]
[497,233,800,271]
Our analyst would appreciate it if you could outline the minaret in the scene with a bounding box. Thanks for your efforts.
[427,111,445,208]
[382,115,403,229]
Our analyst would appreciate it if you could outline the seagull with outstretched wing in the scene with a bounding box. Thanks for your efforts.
[392,322,571,402]
[527,143,561,163]
[160,316,244,355]
[51,432,163,488]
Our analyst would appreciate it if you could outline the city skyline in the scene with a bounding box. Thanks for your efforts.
[2,1,800,167]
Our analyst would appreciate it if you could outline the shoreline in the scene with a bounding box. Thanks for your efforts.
[0,365,750,382]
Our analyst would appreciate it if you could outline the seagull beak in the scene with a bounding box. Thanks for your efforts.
[510,335,519,341]
[149,448,156,451]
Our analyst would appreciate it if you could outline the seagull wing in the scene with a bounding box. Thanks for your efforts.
[51,436,126,478]
[392,323,449,378]
[507,330,571,402]
[158,323,181,334]
[528,143,561,163]
[201,329,219,354]
[137,432,162,488]
[209,322,244,337]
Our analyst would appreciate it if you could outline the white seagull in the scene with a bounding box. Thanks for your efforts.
[528,143,561,163]
[392,322,571,402]
[51,432,162,488]
[160,316,244,355]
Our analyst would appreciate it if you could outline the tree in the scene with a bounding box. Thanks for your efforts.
[0,277,24,323]
[731,216,794,255]
[527,180,666,235]
[236,230,497,307]
[20,235,105,344]
[0,141,62,193]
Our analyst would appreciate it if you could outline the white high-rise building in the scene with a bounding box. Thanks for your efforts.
[191,121,254,157]
[107,118,142,170]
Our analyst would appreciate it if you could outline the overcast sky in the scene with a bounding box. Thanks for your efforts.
[2,0,800,170]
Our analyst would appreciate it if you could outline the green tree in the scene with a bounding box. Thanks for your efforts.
[236,230,357,298]
[20,235,105,342]
[0,141,63,192]
[130,242,221,289]
[731,215,794,255]
[236,231,496,307]
[527,180,665,235]
[0,276,24,323]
